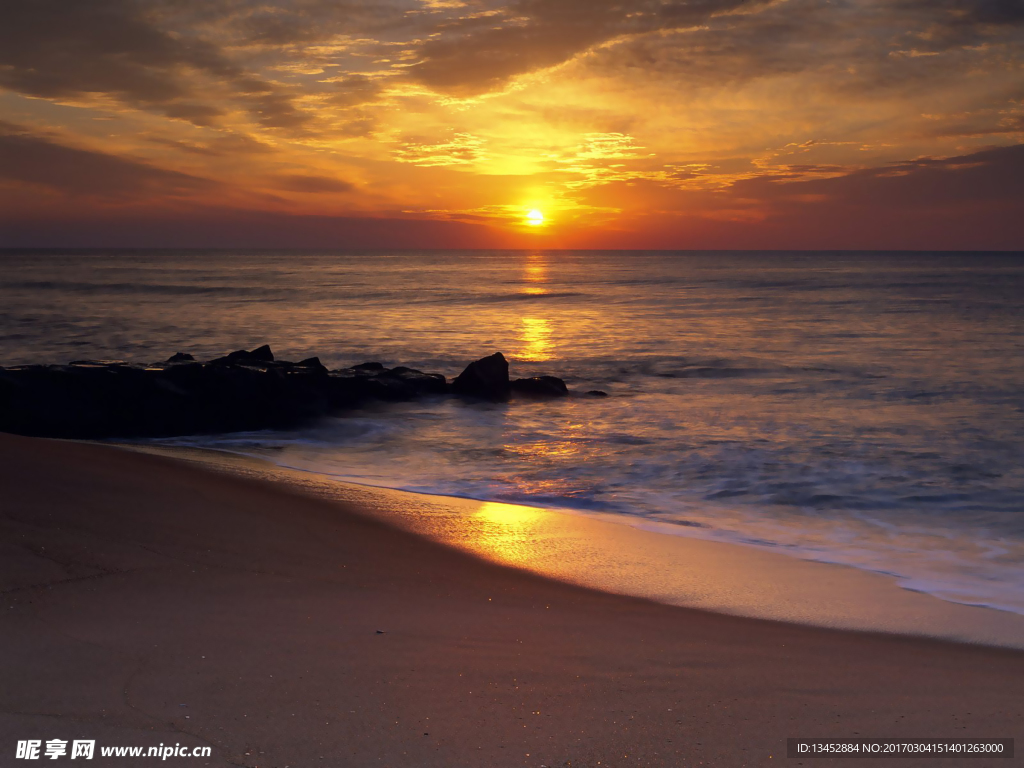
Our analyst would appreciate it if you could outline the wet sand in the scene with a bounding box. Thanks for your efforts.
[1,433,1021,767]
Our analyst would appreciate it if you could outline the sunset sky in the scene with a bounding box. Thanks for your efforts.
[1,0,1022,249]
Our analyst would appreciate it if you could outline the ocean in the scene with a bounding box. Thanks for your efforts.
[2,249,1023,616]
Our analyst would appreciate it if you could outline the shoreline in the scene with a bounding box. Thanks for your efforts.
[3,433,1024,767]
[120,441,1024,650]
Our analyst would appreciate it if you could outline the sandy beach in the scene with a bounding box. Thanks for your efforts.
[4,0,1023,759]
[1,432,1022,768]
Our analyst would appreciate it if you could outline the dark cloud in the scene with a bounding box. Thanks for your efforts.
[3,0,1020,121]
[403,0,1022,97]
[784,164,847,174]
[571,143,1024,249]
[147,137,224,157]
[273,174,355,193]
[885,0,1024,55]
[0,122,216,199]
[146,132,277,157]
[248,92,310,129]
[0,209,501,250]
[569,141,1024,243]
[734,143,1024,208]
[0,0,226,107]
[160,103,226,126]
[327,75,385,109]
[410,0,773,94]
[587,0,1024,96]
[743,142,1024,249]
[934,112,1024,138]
[197,0,416,46]
[590,8,829,86]
[897,0,1024,27]
[0,0,309,128]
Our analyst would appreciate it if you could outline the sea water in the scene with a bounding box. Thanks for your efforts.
[2,249,1023,615]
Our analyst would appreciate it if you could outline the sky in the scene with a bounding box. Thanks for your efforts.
[0,0,1022,250]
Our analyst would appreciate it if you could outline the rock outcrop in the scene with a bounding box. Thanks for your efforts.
[511,376,569,398]
[0,346,572,439]
[451,352,512,401]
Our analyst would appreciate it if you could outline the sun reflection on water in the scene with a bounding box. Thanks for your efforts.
[505,440,580,461]
[515,253,555,360]
[522,251,548,295]
[523,267,547,295]
[518,316,552,361]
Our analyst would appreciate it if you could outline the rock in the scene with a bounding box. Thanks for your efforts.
[511,376,569,398]
[213,344,274,365]
[0,346,573,439]
[248,344,274,361]
[386,367,449,395]
[452,352,510,401]
[296,356,328,374]
[69,359,129,367]
[586,389,609,397]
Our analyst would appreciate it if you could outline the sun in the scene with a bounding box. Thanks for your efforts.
[526,209,545,226]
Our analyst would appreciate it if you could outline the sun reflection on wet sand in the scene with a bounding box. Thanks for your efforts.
[477,501,543,534]
[462,501,549,567]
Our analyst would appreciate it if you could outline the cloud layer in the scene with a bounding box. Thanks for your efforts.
[0,0,1022,248]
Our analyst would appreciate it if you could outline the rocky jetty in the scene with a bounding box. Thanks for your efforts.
[0,346,569,439]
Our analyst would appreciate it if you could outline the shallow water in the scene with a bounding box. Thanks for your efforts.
[3,249,1023,615]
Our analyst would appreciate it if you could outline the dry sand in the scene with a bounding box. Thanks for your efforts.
[0,433,1021,767]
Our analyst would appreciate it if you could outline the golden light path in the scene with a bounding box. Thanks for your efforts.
[518,317,552,361]
[518,252,553,361]
[522,251,548,294]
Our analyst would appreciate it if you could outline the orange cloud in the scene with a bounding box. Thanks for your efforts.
[0,0,1022,248]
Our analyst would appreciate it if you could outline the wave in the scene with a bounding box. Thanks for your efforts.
[157,434,1024,619]
[467,291,588,303]
[7,280,292,297]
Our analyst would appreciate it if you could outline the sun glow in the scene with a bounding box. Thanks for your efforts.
[526,209,545,226]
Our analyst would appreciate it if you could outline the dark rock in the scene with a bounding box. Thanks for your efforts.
[511,376,569,398]
[586,389,609,397]
[371,375,418,401]
[452,352,510,401]
[386,367,448,395]
[213,344,275,365]
[324,371,383,406]
[0,346,571,440]
[249,344,274,361]
[69,359,129,367]
[167,352,195,363]
[296,356,328,374]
